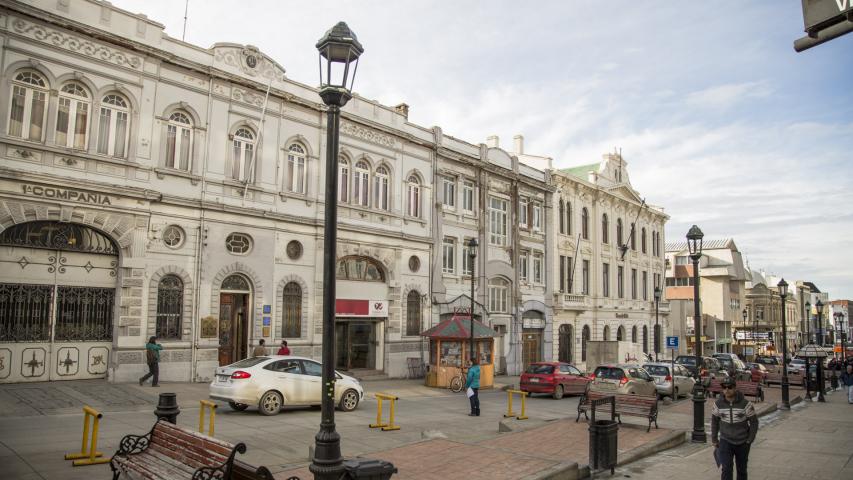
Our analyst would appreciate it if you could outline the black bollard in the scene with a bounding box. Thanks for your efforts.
[154,393,181,423]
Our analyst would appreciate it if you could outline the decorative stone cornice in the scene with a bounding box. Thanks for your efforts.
[341,121,396,149]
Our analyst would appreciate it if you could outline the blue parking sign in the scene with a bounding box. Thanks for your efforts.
[666,336,679,348]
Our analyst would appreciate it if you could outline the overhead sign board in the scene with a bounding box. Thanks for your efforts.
[795,0,853,51]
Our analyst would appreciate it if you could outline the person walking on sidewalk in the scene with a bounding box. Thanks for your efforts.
[841,364,853,404]
[139,336,162,387]
[712,376,758,480]
[466,358,481,416]
[252,339,267,357]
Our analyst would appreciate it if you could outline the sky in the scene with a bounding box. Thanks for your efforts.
[112,0,853,300]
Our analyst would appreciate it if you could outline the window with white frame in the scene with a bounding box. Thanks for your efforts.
[353,160,370,206]
[165,112,193,170]
[442,237,455,274]
[533,203,542,231]
[519,251,529,282]
[442,177,455,208]
[338,157,349,202]
[407,175,421,217]
[8,71,48,141]
[603,263,610,297]
[489,197,508,245]
[533,252,543,283]
[97,94,130,158]
[373,165,389,210]
[617,265,624,298]
[56,82,89,150]
[642,271,648,300]
[230,127,255,181]
[286,143,307,194]
[519,197,529,227]
[462,238,475,276]
[582,260,590,294]
[675,256,689,265]
[631,268,637,300]
[488,278,509,313]
[462,181,475,213]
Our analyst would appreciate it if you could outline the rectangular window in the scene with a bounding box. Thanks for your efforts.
[462,181,475,213]
[519,197,529,228]
[603,263,610,298]
[533,203,542,231]
[582,260,590,295]
[442,177,456,208]
[338,163,349,202]
[533,252,543,284]
[489,284,508,313]
[442,237,455,274]
[675,256,689,265]
[617,266,624,299]
[631,268,637,300]
[559,256,566,292]
[666,277,675,287]
[489,197,508,245]
[519,251,529,282]
[462,239,475,276]
[642,271,648,300]
[568,256,574,293]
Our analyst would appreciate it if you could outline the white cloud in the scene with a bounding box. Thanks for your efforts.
[685,82,773,111]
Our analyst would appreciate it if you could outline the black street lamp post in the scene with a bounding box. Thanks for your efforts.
[753,308,759,358]
[840,312,848,365]
[654,286,661,362]
[778,279,790,410]
[741,308,748,359]
[815,299,826,402]
[804,301,812,401]
[468,238,478,364]
[310,22,364,480]
[687,225,706,443]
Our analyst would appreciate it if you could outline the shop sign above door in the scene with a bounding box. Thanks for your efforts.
[335,299,388,318]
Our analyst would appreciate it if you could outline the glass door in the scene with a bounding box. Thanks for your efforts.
[335,321,375,370]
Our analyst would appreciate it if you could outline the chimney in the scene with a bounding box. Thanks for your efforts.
[394,103,409,119]
[486,135,499,148]
[513,134,524,154]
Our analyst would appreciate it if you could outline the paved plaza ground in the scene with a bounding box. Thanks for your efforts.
[0,377,848,479]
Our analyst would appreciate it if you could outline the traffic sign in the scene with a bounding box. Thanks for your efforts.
[666,336,679,348]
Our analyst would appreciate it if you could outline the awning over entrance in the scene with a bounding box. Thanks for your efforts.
[421,316,497,340]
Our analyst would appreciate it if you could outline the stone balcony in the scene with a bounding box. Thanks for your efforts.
[554,293,590,311]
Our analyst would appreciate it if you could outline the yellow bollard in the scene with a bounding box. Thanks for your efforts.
[199,400,217,437]
[368,393,400,431]
[65,406,111,466]
[503,389,528,420]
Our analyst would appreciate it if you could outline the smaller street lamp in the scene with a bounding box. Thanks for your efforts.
[654,286,661,362]
[778,279,790,409]
[686,225,706,443]
[468,238,478,364]
[804,301,812,400]
[741,308,748,358]
[815,299,826,402]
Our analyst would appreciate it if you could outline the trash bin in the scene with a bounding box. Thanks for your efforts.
[589,419,618,474]
[342,458,397,479]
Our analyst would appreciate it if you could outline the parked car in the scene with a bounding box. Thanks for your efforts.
[642,362,696,399]
[209,356,363,416]
[717,357,752,381]
[675,355,728,385]
[712,353,742,362]
[746,362,769,384]
[589,364,657,396]
[754,355,784,384]
[520,362,591,399]
[788,357,806,374]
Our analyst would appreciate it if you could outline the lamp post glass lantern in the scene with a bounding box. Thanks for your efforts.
[777,278,790,409]
[310,21,363,480]
[686,225,706,443]
[468,238,478,364]
[654,286,661,362]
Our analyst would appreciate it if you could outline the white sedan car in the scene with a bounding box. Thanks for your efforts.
[209,356,363,416]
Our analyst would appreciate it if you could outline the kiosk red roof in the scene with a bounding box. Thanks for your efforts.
[420,316,497,339]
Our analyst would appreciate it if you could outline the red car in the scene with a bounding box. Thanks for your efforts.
[520,362,590,399]
[747,362,768,384]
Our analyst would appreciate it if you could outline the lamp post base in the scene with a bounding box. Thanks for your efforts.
[780,377,790,410]
[691,385,707,443]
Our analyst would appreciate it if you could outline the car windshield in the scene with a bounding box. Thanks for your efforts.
[676,357,696,366]
[718,358,733,368]
[593,367,623,379]
[228,357,268,368]
[526,364,554,374]
[791,359,805,364]
[644,365,670,376]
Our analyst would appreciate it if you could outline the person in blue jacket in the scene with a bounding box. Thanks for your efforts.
[466,357,481,416]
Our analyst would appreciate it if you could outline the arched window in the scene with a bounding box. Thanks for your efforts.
[582,325,590,361]
[617,325,625,341]
[156,275,183,340]
[407,175,421,218]
[374,165,389,210]
[166,111,193,170]
[602,214,609,244]
[353,160,370,206]
[488,277,509,313]
[230,128,255,181]
[566,201,573,236]
[336,256,385,282]
[581,208,589,240]
[282,282,301,337]
[97,94,130,158]
[632,325,638,343]
[9,71,48,141]
[603,325,610,341]
[56,82,89,150]
[406,290,421,336]
[630,223,636,250]
[643,325,649,354]
[616,218,623,246]
[286,143,307,194]
[558,200,565,234]
[338,157,349,202]
[641,227,647,253]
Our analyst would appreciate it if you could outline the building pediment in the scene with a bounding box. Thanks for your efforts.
[211,43,286,84]
[607,185,643,204]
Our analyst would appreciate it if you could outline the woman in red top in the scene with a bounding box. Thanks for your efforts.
[277,340,291,355]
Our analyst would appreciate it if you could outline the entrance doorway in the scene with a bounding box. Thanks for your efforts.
[522,329,542,367]
[218,274,252,366]
[335,321,375,370]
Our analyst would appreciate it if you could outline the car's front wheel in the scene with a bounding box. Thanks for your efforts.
[228,401,248,411]
[338,389,360,412]
[259,391,282,416]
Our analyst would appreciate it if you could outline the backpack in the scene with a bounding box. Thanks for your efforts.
[146,347,157,364]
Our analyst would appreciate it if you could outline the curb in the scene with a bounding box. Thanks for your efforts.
[523,460,580,480]
[615,429,687,468]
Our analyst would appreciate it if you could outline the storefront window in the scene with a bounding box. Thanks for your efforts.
[477,340,492,365]
[430,339,438,366]
[441,341,462,367]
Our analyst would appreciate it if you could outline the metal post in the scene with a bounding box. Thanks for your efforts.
[779,281,790,410]
[690,253,706,443]
[468,239,477,366]
[654,291,660,362]
[816,305,826,402]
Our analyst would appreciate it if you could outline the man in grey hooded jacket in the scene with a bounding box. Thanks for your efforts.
[711,376,758,480]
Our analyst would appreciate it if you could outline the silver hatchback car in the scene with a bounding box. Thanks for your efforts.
[589,364,657,396]
[643,362,695,399]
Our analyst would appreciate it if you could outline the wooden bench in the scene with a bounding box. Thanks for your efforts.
[110,420,246,480]
[577,390,659,432]
[707,379,764,402]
